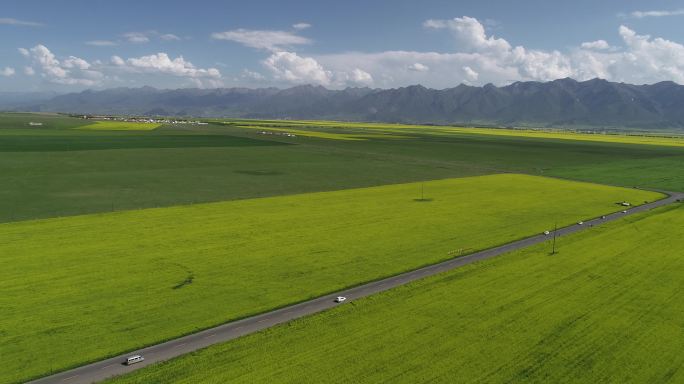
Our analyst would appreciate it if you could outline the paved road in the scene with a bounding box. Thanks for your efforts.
[29,190,684,384]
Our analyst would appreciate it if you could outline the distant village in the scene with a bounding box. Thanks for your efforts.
[74,115,209,125]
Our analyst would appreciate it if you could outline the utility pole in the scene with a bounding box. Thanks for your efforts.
[551,222,558,255]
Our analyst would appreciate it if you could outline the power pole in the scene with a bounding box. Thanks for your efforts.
[551,222,558,255]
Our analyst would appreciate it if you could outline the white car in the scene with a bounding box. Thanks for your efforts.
[543,230,550,235]
[578,221,584,225]
[622,210,628,213]
[334,296,346,303]
[125,355,144,365]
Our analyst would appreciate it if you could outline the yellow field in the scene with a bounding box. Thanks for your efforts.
[420,127,684,148]
[235,124,411,141]
[225,119,684,147]
[77,121,162,131]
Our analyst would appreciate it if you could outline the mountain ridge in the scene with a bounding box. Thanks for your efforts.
[12,78,684,129]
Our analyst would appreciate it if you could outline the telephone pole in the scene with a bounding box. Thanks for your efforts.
[551,222,558,255]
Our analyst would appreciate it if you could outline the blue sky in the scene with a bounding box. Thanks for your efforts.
[2,0,684,91]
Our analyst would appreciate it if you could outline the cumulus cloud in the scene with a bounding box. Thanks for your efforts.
[86,40,118,46]
[19,45,103,86]
[1,67,15,76]
[241,69,266,81]
[263,51,331,85]
[463,66,478,82]
[337,68,374,86]
[24,66,35,76]
[212,29,311,51]
[424,16,511,53]
[0,17,43,27]
[114,52,221,79]
[408,63,429,72]
[630,9,684,18]
[262,51,374,87]
[580,40,611,50]
[306,17,684,88]
[292,23,312,30]
[110,55,125,66]
[608,25,684,83]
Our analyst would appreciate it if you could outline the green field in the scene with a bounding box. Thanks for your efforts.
[3,114,684,223]
[0,174,659,384]
[107,203,684,384]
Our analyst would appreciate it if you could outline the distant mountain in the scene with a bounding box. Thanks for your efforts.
[16,79,684,129]
[0,91,60,109]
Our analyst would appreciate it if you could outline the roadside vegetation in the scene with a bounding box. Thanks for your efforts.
[106,204,684,384]
[0,174,659,384]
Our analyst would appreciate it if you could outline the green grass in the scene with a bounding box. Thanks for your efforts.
[0,112,90,129]
[106,202,684,384]
[0,174,660,384]
[3,114,684,222]
[4,117,684,223]
[0,133,285,152]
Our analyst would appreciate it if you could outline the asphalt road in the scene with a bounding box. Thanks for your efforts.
[28,190,684,384]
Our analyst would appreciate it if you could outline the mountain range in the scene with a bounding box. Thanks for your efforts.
[9,78,684,130]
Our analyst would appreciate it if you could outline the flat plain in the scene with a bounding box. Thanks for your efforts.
[0,174,658,384]
[4,113,684,384]
[4,113,684,223]
[106,203,684,384]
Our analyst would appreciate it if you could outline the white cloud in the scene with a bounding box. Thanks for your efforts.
[241,69,266,81]
[212,29,311,51]
[408,63,429,72]
[262,51,374,87]
[292,23,311,30]
[123,32,150,44]
[608,25,684,83]
[0,17,43,27]
[117,52,221,79]
[86,40,118,46]
[110,55,125,66]
[337,68,374,86]
[1,67,15,76]
[314,16,575,88]
[24,66,35,76]
[424,16,511,53]
[264,51,331,85]
[160,33,181,41]
[63,56,91,70]
[19,44,103,86]
[463,66,478,81]
[307,17,684,88]
[630,9,684,18]
[580,40,611,50]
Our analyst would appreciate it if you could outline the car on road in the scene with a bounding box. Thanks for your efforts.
[335,296,346,303]
[622,210,628,213]
[543,230,550,235]
[578,221,584,225]
[601,215,606,219]
[125,355,144,365]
